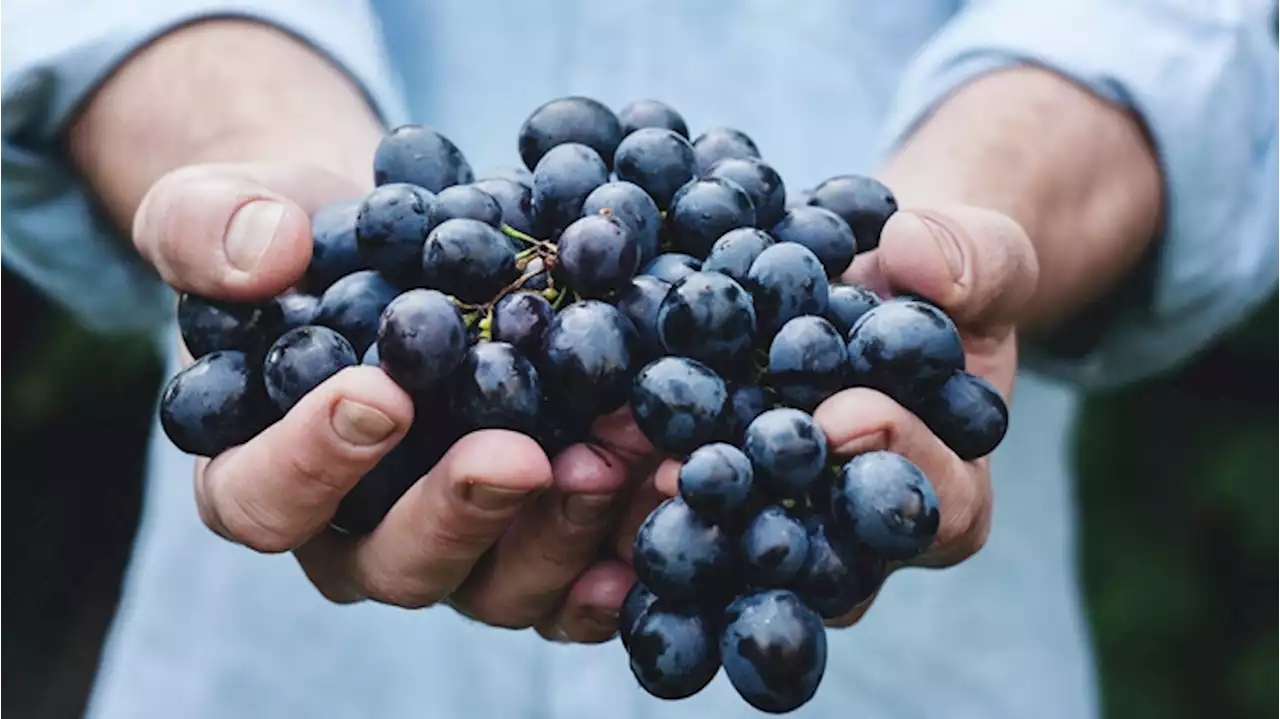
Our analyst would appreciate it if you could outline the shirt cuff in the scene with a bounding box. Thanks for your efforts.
[1,1,408,334]
[876,0,1279,390]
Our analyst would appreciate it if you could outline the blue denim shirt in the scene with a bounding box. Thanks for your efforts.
[3,1,1276,717]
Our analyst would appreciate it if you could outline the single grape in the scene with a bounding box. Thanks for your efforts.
[556,214,640,298]
[630,356,728,456]
[770,206,857,278]
[519,96,623,170]
[706,157,786,229]
[274,293,320,332]
[744,408,828,497]
[719,383,767,446]
[519,256,551,291]
[177,293,285,360]
[807,174,898,252]
[617,99,689,138]
[373,124,473,193]
[305,198,368,292]
[479,165,534,190]
[531,143,610,235]
[656,271,756,374]
[741,506,811,588]
[355,183,439,283]
[158,351,273,457]
[471,177,536,235]
[450,342,541,435]
[743,242,830,340]
[314,270,401,354]
[702,227,775,285]
[830,451,940,560]
[538,300,637,418]
[692,126,761,175]
[639,252,702,284]
[766,315,848,411]
[619,581,660,651]
[907,371,1009,460]
[846,299,965,403]
[434,184,503,227]
[583,181,662,266]
[491,290,553,358]
[678,443,754,521]
[613,275,671,359]
[824,283,881,338]
[633,497,733,602]
[627,604,720,700]
[421,218,518,304]
[664,177,756,258]
[376,289,469,392]
[796,516,886,619]
[263,326,358,412]
[361,342,380,367]
[612,128,698,210]
[721,589,827,714]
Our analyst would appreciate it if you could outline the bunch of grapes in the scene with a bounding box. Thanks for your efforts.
[158,96,1009,713]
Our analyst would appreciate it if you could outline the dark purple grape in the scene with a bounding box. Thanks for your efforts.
[613,275,671,359]
[808,174,897,252]
[656,271,757,374]
[767,315,848,411]
[630,356,728,456]
[434,184,503,227]
[692,126,761,176]
[274,293,320,332]
[480,166,534,189]
[613,128,698,210]
[361,342,379,367]
[706,157,786,229]
[519,96,623,170]
[907,371,1009,460]
[314,270,400,354]
[719,383,767,445]
[797,516,886,619]
[617,99,689,139]
[421,218,518,304]
[846,299,965,403]
[583,181,662,266]
[627,604,720,700]
[640,252,702,284]
[830,451,939,560]
[376,289,468,392]
[721,589,827,714]
[741,506,811,588]
[177,293,284,360]
[305,198,368,292]
[449,342,541,434]
[620,581,660,651]
[556,214,640,298]
[472,177,536,235]
[702,227,775,285]
[664,178,756,258]
[770,206,857,278]
[531,143,610,235]
[159,351,272,457]
[491,290,553,358]
[373,124,473,193]
[744,408,828,498]
[743,242,830,340]
[633,497,733,602]
[678,442,754,521]
[355,183,439,283]
[824,283,881,338]
[538,300,637,418]
[263,326,358,412]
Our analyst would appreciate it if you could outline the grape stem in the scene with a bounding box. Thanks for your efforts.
[500,224,557,254]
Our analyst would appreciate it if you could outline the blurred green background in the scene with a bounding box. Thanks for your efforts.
[1,267,1276,719]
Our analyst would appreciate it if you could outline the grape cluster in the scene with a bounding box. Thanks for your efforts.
[157,96,1010,712]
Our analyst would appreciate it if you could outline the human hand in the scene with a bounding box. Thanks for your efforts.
[135,162,661,640]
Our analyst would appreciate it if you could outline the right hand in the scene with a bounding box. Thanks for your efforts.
[137,162,659,642]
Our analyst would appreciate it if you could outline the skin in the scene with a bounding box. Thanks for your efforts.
[69,21,1160,639]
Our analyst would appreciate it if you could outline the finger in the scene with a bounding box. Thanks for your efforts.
[536,560,637,644]
[611,474,669,563]
[304,430,554,608]
[196,366,413,553]
[133,163,362,300]
[591,405,659,465]
[652,458,681,497]
[814,387,992,567]
[447,443,632,628]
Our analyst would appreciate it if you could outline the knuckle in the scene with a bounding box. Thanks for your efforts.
[360,568,445,610]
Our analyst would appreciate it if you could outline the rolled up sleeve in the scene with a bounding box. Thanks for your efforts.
[878,0,1279,389]
[1,0,408,334]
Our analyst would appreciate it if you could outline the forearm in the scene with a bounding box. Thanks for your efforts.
[878,66,1163,332]
[68,18,384,231]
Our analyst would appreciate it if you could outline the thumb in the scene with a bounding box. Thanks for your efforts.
[845,206,1039,335]
[133,162,365,300]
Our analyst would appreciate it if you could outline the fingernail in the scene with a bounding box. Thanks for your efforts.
[332,399,397,446]
[225,200,285,271]
[468,485,529,511]
[562,494,614,525]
